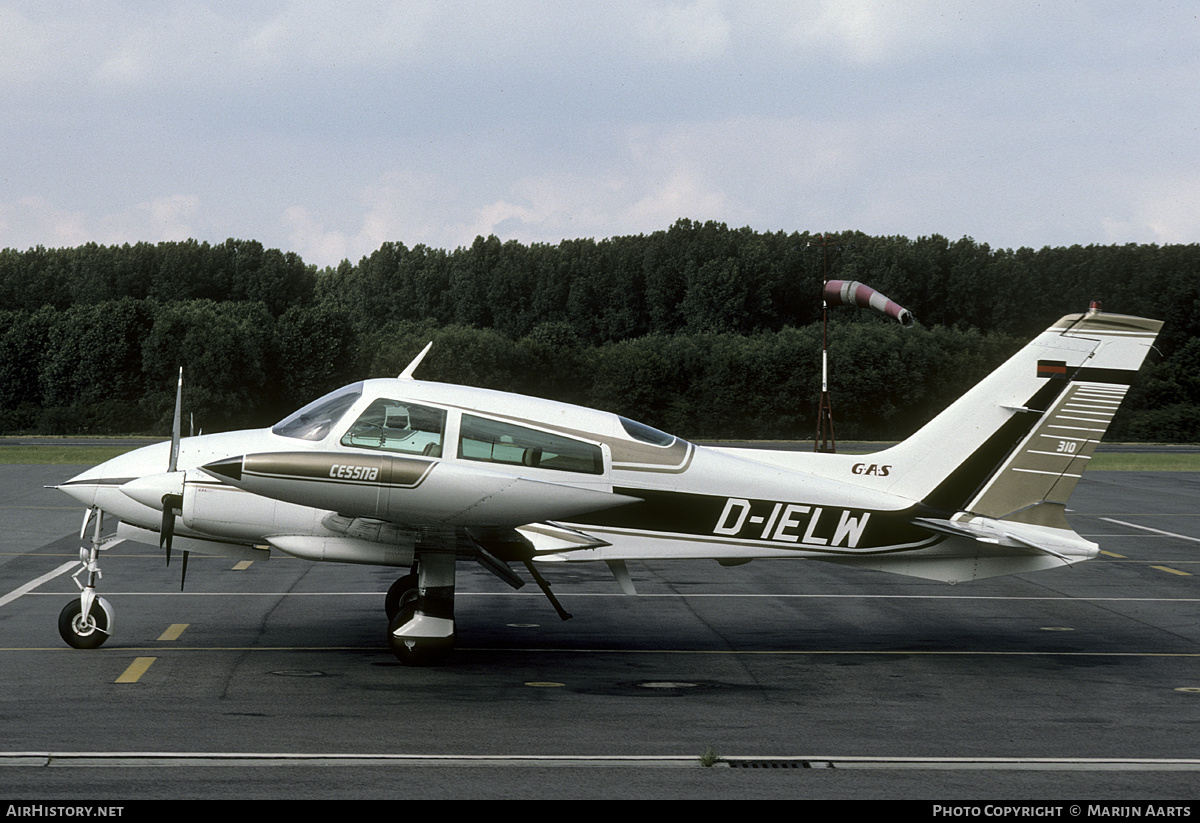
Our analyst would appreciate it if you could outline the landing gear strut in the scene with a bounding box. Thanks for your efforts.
[60,507,116,650]
[387,549,456,666]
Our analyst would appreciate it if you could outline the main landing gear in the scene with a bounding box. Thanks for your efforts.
[383,534,576,666]
[59,507,117,650]
[385,549,457,666]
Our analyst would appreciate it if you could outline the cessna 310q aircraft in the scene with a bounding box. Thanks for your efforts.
[55,307,1161,665]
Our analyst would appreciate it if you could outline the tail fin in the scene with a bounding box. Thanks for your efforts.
[878,309,1162,523]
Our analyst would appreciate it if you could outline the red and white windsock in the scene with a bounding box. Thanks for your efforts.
[822,280,914,327]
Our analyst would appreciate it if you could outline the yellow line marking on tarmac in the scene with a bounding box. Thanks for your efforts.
[1152,566,1192,577]
[158,624,188,641]
[1101,550,1126,558]
[232,561,253,570]
[115,657,157,683]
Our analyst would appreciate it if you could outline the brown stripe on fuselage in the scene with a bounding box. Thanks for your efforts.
[242,452,434,489]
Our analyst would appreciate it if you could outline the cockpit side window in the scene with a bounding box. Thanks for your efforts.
[459,414,603,475]
[272,382,364,442]
[341,399,446,457]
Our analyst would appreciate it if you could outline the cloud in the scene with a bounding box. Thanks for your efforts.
[0,194,200,252]
[805,0,964,63]
[633,1,732,62]
[0,197,90,249]
[282,205,351,266]
[141,194,201,239]
[1104,176,1200,246]
[2,2,1199,269]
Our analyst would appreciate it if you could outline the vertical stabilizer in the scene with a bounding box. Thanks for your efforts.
[875,310,1161,518]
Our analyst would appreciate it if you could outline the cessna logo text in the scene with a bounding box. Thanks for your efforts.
[713,498,871,547]
[852,463,891,476]
[329,464,379,481]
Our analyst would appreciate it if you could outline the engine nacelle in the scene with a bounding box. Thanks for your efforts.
[182,478,325,541]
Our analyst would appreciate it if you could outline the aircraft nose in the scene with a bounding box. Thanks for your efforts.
[54,463,109,507]
[53,440,174,511]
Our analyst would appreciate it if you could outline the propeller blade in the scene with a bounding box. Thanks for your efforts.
[168,367,182,473]
[160,493,183,567]
[180,551,189,591]
[163,367,185,568]
[160,504,174,566]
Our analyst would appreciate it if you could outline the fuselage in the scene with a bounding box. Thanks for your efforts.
[57,377,929,564]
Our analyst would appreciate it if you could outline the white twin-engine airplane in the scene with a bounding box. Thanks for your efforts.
[56,307,1161,665]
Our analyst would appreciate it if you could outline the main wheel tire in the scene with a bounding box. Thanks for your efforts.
[384,573,418,621]
[58,597,113,650]
[387,604,455,666]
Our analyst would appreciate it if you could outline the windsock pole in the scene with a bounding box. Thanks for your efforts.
[810,241,915,453]
[813,234,837,453]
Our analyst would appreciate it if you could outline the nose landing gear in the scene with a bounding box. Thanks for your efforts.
[59,507,119,650]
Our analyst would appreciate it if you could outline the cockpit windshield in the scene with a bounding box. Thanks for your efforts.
[272,382,364,441]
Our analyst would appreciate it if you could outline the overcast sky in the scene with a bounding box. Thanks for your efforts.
[2,1,1197,269]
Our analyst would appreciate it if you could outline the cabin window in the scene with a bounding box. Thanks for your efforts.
[272,382,364,442]
[618,416,677,447]
[459,414,603,475]
[341,399,446,457]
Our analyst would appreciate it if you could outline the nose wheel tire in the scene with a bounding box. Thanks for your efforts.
[58,597,113,650]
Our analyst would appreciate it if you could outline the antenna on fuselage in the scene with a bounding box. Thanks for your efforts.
[398,341,433,380]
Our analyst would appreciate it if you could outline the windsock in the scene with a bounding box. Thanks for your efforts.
[823,280,914,327]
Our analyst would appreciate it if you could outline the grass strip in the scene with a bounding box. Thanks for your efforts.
[0,445,139,465]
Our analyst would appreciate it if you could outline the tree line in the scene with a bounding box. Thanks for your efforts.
[1,222,1197,442]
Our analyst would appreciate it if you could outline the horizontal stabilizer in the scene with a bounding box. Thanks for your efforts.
[821,506,1097,582]
[913,516,1077,562]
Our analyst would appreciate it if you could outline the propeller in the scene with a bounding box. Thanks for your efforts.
[159,367,189,590]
